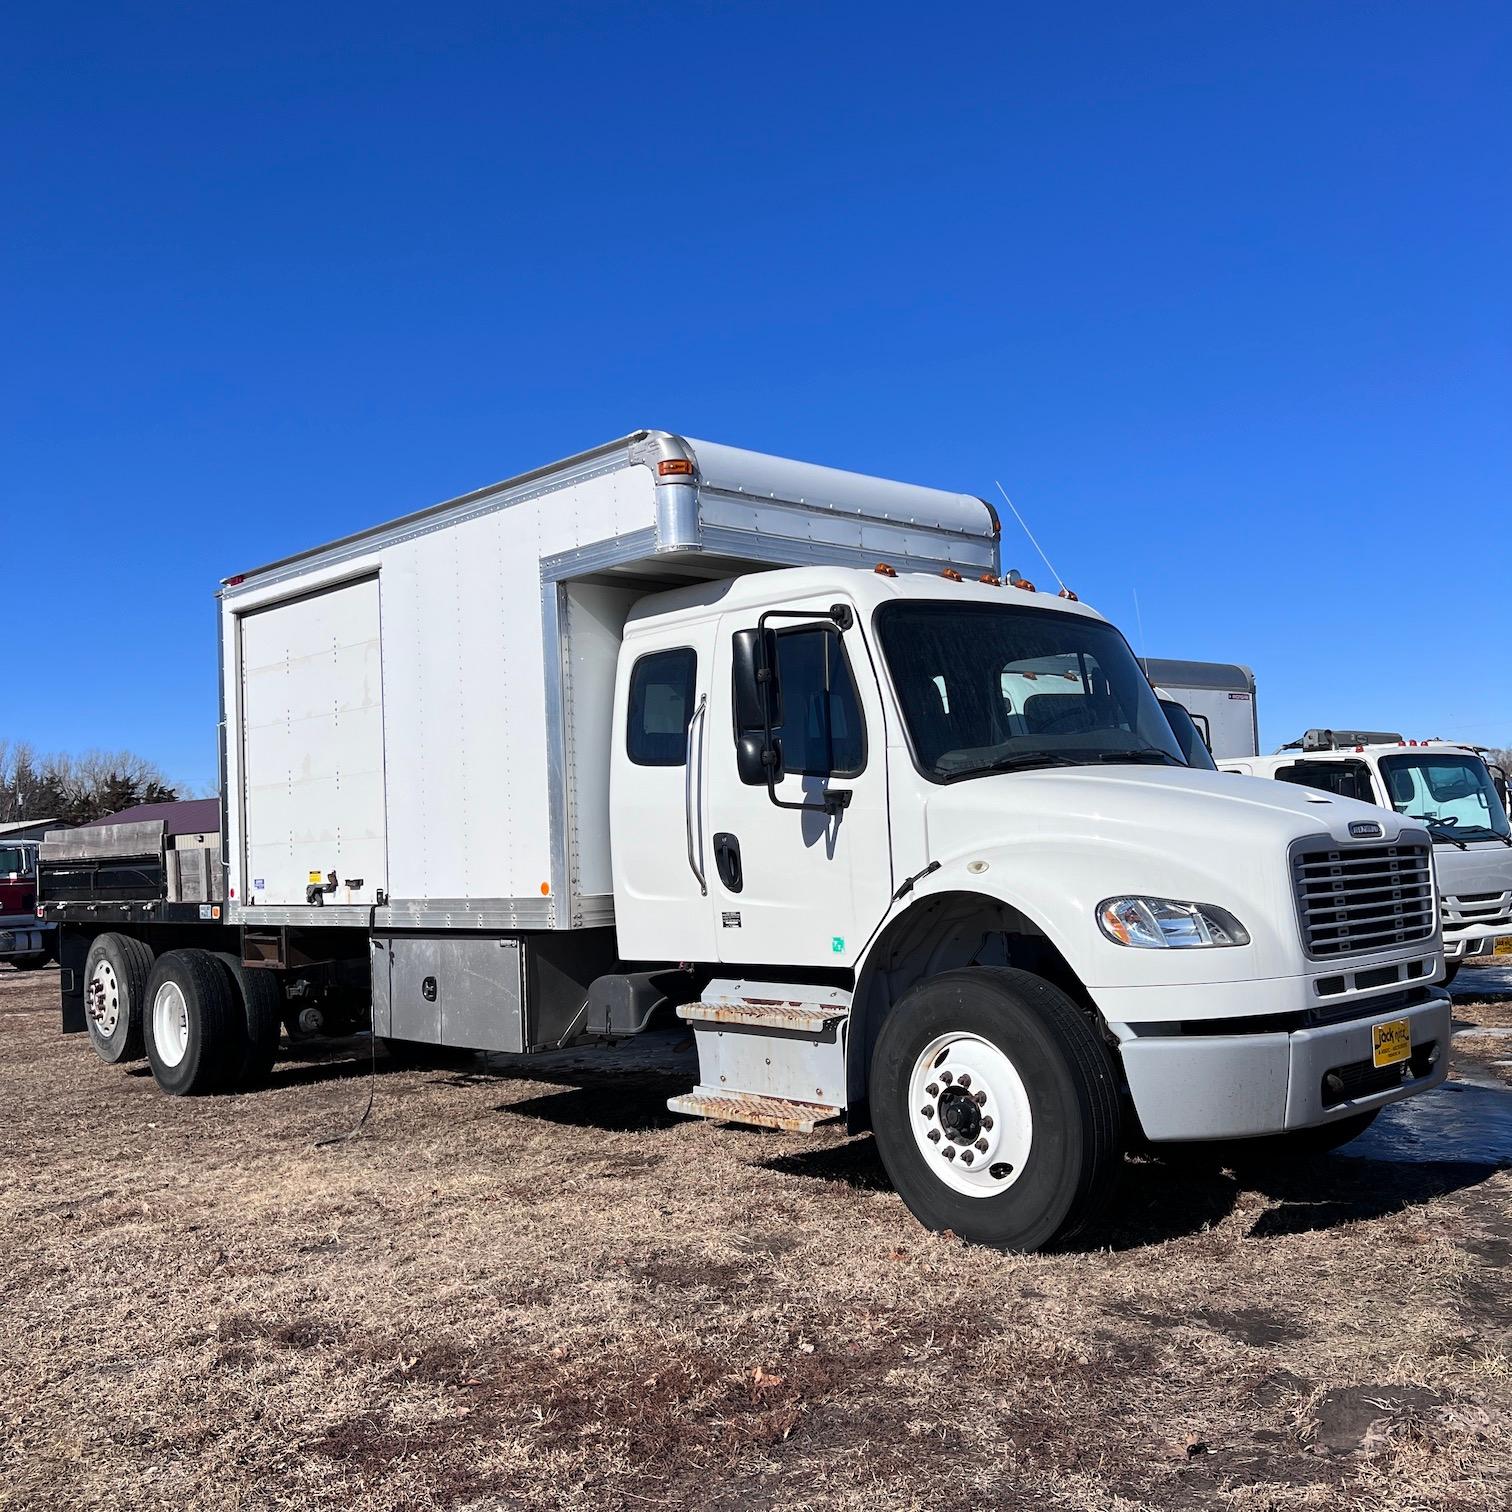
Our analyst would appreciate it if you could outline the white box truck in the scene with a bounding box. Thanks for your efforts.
[1223,732,1512,984]
[1140,658,1259,759]
[42,432,1453,1251]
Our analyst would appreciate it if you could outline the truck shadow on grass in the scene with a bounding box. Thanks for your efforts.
[761,1086,1511,1252]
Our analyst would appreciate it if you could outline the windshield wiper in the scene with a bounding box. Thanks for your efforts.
[1093,749,1185,767]
[1409,814,1468,850]
[950,752,1086,778]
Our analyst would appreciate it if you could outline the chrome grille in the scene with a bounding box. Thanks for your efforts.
[1292,840,1435,958]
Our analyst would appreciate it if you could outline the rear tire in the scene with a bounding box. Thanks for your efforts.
[869,967,1123,1252]
[144,949,238,1095]
[211,953,283,1088]
[83,933,154,1064]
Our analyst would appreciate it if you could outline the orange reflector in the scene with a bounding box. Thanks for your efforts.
[874,562,898,577]
[941,568,963,582]
[540,881,551,895]
[1012,578,1036,593]
[1058,586,1079,602]
[979,573,1001,586]
[657,458,694,477]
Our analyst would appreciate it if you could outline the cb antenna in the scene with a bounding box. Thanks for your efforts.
[994,481,1065,594]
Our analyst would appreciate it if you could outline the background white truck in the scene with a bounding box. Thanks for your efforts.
[43,432,1452,1250]
[1223,732,1512,983]
[1141,658,1258,758]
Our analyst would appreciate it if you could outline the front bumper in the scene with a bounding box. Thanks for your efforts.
[0,921,52,958]
[1116,990,1450,1142]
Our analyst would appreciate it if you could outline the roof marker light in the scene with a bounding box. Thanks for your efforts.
[979,573,1001,586]
[941,568,963,582]
[1058,586,1079,602]
[874,562,898,577]
[225,574,246,586]
[657,458,694,477]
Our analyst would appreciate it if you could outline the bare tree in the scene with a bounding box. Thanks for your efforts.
[0,741,179,825]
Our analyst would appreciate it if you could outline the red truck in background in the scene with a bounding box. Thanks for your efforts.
[1,841,54,969]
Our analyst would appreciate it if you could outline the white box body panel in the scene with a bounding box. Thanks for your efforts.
[239,576,387,906]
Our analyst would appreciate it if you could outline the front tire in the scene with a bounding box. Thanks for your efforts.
[1441,962,1460,988]
[869,967,1123,1252]
[144,949,238,1095]
[83,933,154,1064]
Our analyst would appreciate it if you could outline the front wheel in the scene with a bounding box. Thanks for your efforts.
[869,967,1123,1252]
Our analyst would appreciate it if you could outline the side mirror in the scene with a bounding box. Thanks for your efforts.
[732,627,780,732]
[736,733,784,787]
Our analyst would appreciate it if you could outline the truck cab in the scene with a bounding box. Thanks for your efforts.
[0,840,53,969]
[613,567,1451,1246]
[1222,732,1512,980]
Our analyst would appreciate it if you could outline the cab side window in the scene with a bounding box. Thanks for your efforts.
[1276,760,1377,805]
[626,648,697,766]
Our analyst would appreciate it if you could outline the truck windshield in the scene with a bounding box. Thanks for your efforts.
[0,846,33,876]
[1378,753,1511,843]
[1159,699,1217,771]
[876,601,1186,781]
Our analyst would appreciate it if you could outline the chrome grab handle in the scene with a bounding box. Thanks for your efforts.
[684,694,708,897]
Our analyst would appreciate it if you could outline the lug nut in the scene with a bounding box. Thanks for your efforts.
[941,1147,956,1161]
[927,1129,941,1143]
[981,1116,994,1131]
[940,1070,953,1085]
[974,1090,987,1105]
[957,1073,971,1089]
[960,1150,974,1165]
[975,1138,989,1153]
[926,1082,939,1098]
[920,1106,934,1119]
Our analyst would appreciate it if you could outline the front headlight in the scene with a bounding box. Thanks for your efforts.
[1097,896,1250,949]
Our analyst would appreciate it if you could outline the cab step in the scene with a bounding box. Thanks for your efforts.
[676,980,851,1036]
[667,1088,843,1133]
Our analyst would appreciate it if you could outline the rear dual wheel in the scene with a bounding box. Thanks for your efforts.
[870,967,1123,1252]
[144,948,283,1095]
[84,933,154,1064]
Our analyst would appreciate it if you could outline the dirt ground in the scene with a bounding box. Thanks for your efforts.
[1,963,1509,1512]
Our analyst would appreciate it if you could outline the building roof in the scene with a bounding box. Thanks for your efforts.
[83,798,221,836]
[0,817,63,838]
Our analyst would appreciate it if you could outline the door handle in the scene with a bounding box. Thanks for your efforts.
[713,832,743,893]
[684,694,708,897]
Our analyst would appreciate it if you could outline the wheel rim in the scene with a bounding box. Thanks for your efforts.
[87,960,121,1036]
[908,1032,1033,1199]
[152,981,191,1068]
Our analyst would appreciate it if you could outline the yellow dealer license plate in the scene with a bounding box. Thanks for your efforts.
[1372,1018,1412,1069]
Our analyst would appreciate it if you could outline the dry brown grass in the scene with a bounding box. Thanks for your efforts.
[2,963,1509,1511]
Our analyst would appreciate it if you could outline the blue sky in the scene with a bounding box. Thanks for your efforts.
[4,2,1508,792]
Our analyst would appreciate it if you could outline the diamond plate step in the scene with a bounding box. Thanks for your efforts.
[667,1088,843,1134]
[676,999,848,1034]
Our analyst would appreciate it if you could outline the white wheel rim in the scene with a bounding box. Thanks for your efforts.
[87,960,121,1036]
[908,1032,1033,1199]
[152,981,191,1068]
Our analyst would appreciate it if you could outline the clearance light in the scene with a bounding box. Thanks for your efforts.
[979,573,1001,586]
[225,574,246,586]
[941,568,963,582]
[874,563,898,577]
[1058,586,1079,601]
[657,458,694,477]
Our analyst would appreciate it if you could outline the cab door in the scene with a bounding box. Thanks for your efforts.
[609,623,721,963]
[705,602,893,968]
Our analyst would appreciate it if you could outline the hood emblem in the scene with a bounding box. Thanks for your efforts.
[1348,820,1384,839]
